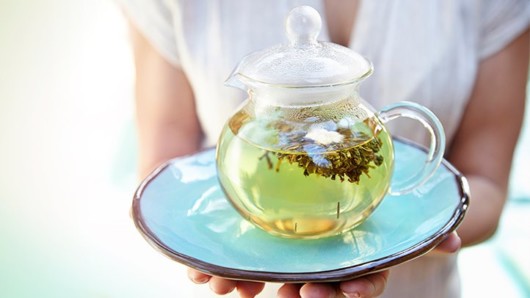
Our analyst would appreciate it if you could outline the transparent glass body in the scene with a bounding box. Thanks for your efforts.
[217,93,395,238]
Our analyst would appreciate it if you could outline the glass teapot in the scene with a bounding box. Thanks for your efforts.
[216,6,445,239]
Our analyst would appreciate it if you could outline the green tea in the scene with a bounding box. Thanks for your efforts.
[217,109,394,239]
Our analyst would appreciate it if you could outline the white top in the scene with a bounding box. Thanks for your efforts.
[119,0,529,297]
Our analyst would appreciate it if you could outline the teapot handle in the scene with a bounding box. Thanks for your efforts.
[377,101,446,195]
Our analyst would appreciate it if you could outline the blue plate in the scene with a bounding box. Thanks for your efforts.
[132,139,469,282]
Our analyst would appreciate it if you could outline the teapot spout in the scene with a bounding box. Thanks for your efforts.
[224,71,250,91]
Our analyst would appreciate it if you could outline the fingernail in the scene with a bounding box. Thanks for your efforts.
[193,276,209,284]
[343,292,361,298]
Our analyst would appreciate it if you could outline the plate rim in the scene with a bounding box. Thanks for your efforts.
[132,139,470,283]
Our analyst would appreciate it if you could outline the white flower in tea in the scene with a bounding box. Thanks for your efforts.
[305,127,344,145]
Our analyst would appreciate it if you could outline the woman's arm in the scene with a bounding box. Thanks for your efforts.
[129,22,271,297]
[448,29,529,246]
[130,23,203,178]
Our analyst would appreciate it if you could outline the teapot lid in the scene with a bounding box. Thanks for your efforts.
[232,6,372,88]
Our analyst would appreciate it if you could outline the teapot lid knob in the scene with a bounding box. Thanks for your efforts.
[286,6,321,47]
[226,5,372,90]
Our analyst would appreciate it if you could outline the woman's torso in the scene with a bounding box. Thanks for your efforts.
[121,0,529,296]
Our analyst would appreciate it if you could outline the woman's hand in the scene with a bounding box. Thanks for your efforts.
[188,268,265,298]
[188,268,388,298]
[277,271,389,298]
[432,231,461,254]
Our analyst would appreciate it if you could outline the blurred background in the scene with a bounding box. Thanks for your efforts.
[0,0,528,297]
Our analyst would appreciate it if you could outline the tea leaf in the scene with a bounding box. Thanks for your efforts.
[261,119,384,183]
